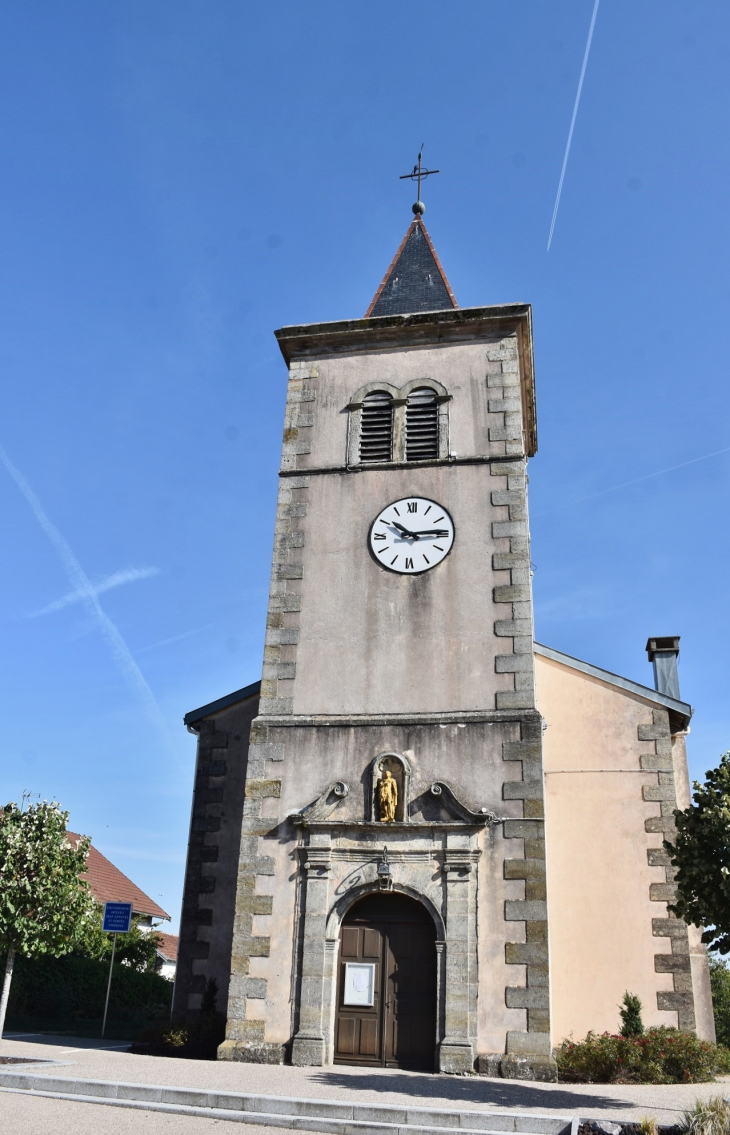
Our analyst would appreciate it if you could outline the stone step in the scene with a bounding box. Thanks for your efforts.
[0,1072,575,1135]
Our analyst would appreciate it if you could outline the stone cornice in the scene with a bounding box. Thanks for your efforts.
[255,709,542,729]
[297,820,492,832]
[278,453,525,478]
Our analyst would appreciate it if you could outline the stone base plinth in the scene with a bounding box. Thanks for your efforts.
[291,1034,326,1066]
[477,1053,558,1083]
[438,1040,475,1074]
[217,1040,285,1064]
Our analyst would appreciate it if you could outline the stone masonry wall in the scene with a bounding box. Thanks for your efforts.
[641,707,697,1030]
[175,696,258,1020]
[218,714,285,1063]
[488,336,535,715]
[484,338,552,1066]
[501,718,551,1063]
[258,360,316,719]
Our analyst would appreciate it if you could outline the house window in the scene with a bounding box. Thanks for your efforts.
[405,388,439,461]
[359,391,393,463]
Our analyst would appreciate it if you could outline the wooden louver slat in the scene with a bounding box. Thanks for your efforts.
[360,392,393,462]
[405,388,439,461]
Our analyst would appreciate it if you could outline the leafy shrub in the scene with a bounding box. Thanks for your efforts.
[6,952,172,1023]
[665,752,730,955]
[620,992,645,1037]
[556,1027,729,1084]
[75,911,163,972]
[680,1096,730,1135]
[709,957,730,1048]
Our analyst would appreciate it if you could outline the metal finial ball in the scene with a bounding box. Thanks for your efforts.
[412,200,425,215]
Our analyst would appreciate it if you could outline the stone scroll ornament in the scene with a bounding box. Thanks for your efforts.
[430,781,504,826]
[291,781,349,826]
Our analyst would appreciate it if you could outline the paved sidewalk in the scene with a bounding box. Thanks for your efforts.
[2,1033,730,1128]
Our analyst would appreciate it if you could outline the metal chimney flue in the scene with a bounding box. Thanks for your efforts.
[646,636,681,700]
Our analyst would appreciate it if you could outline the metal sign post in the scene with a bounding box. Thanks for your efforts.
[101,901,133,1038]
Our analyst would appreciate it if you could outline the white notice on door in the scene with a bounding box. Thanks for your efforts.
[343,962,375,1006]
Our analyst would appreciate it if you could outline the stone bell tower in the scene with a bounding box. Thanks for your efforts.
[217,195,554,1079]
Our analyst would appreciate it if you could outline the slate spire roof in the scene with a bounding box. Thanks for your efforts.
[366,216,457,318]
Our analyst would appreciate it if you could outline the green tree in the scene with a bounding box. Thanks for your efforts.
[76,909,163,973]
[0,800,95,1045]
[709,956,730,1048]
[665,752,730,953]
[619,991,645,1037]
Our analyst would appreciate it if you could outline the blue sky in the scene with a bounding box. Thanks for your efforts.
[1,2,728,931]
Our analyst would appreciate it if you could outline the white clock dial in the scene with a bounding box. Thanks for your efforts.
[368,497,455,575]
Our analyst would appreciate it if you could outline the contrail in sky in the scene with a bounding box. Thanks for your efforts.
[532,445,730,519]
[1,444,169,742]
[547,0,601,251]
[29,566,160,617]
[136,622,218,655]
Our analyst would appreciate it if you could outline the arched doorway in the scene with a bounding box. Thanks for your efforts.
[334,892,437,1070]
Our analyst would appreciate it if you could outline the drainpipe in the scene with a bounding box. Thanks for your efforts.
[645,636,681,700]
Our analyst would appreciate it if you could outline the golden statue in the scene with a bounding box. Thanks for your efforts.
[377,769,398,823]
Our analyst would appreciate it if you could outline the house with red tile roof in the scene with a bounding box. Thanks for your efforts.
[68,834,170,923]
[67,834,177,978]
[155,932,179,981]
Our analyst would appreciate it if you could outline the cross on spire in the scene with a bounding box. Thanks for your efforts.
[399,147,439,215]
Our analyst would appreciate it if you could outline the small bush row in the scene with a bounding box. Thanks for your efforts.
[555,1027,730,1084]
[6,953,172,1023]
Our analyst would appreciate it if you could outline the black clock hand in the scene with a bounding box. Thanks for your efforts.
[391,521,420,540]
[410,528,449,537]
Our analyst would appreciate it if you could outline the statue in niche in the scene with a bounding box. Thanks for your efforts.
[377,769,398,823]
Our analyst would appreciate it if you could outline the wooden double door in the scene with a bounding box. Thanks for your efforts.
[334,893,437,1070]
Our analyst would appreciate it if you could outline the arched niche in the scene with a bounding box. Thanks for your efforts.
[369,751,411,824]
[323,884,447,1069]
[325,880,446,943]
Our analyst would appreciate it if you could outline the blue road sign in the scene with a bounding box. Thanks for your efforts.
[102,901,133,934]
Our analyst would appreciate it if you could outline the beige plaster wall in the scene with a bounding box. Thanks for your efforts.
[535,654,677,1040]
[280,335,520,717]
[477,825,529,1051]
[291,462,512,715]
[297,342,505,471]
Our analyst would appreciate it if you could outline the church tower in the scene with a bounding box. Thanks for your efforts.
[214,194,554,1079]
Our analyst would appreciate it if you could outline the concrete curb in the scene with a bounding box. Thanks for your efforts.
[0,1073,572,1135]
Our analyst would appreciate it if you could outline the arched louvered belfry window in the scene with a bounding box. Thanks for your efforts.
[405,387,439,461]
[359,391,394,462]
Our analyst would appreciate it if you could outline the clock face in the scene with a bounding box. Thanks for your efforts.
[368,497,455,575]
